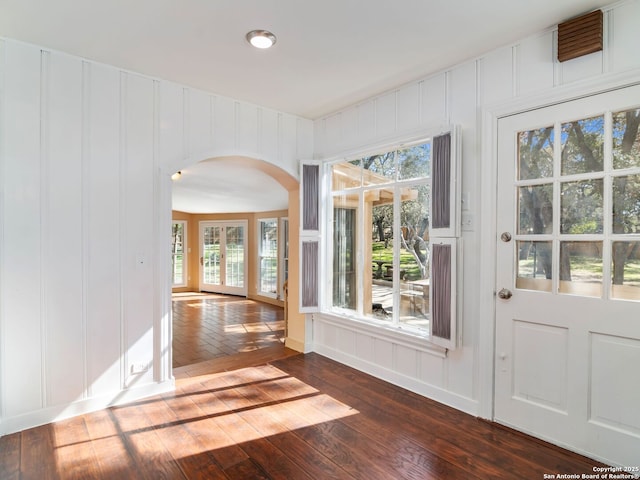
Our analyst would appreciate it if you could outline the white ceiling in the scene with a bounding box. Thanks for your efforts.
[0,0,613,213]
[171,159,289,214]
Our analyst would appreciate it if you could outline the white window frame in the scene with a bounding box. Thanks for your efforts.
[317,127,460,348]
[258,218,278,298]
[172,220,187,287]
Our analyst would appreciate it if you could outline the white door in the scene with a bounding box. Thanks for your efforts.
[199,221,247,296]
[495,84,640,466]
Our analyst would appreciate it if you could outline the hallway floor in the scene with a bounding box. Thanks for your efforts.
[172,292,285,368]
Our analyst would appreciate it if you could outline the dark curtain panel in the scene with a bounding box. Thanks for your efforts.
[432,243,451,340]
[302,164,319,231]
[432,133,451,229]
[301,240,319,308]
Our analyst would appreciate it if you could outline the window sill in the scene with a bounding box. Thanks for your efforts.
[313,310,448,358]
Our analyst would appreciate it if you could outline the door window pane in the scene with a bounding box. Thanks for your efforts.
[518,184,553,234]
[612,241,640,300]
[561,179,603,234]
[259,220,278,295]
[612,174,640,234]
[518,126,554,180]
[203,226,221,284]
[561,115,604,175]
[613,108,640,170]
[559,241,603,297]
[226,226,245,288]
[516,241,552,292]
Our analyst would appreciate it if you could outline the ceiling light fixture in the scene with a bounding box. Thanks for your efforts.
[246,30,277,49]
[171,171,182,181]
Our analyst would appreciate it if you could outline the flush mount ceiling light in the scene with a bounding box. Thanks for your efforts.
[246,30,277,49]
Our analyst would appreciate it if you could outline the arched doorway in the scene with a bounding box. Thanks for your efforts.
[168,155,300,370]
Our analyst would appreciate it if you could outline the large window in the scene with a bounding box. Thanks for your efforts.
[259,218,278,297]
[330,141,432,333]
[172,221,186,286]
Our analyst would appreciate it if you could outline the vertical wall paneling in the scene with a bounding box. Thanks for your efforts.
[325,113,342,151]
[0,38,5,420]
[260,108,278,162]
[187,88,211,158]
[479,46,514,107]
[86,63,122,398]
[340,106,359,148]
[558,45,604,85]
[610,1,640,72]
[45,51,85,407]
[182,88,190,160]
[40,50,50,408]
[281,114,299,173]
[238,102,259,155]
[212,96,235,154]
[358,101,376,143]
[375,90,397,138]
[233,101,240,150]
[119,71,127,388]
[397,83,420,133]
[123,73,155,386]
[2,41,43,417]
[517,31,555,95]
[157,82,183,172]
[420,73,447,127]
[81,61,90,400]
[0,37,313,434]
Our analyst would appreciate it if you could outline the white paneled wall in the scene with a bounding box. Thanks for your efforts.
[0,38,312,434]
[312,0,640,417]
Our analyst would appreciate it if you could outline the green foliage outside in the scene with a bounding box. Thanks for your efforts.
[372,241,423,281]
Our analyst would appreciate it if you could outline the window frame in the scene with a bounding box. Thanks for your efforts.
[171,220,187,287]
[257,217,279,298]
[314,127,460,348]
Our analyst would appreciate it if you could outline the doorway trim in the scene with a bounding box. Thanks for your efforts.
[477,67,640,421]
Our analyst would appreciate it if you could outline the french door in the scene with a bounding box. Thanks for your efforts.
[495,84,640,466]
[199,221,247,296]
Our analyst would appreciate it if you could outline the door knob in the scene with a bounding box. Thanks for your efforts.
[498,288,513,299]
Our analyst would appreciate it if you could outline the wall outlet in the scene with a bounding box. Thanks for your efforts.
[130,362,148,374]
[461,212,474,231]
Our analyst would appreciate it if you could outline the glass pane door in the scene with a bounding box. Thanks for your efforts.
[200,221,247,296]
[202,225,221,287]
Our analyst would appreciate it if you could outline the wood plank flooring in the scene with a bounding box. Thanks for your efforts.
[171,293,285,368]
[0,351,604,480]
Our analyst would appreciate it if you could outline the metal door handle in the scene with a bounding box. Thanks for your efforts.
[498,288,512,299]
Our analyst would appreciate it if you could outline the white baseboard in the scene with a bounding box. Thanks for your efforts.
[0,379,175,436]
[313,343,479,417]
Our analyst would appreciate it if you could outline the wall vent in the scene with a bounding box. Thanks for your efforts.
[557,10,603,62]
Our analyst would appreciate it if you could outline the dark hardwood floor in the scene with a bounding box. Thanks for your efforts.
[0,350,604,480]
